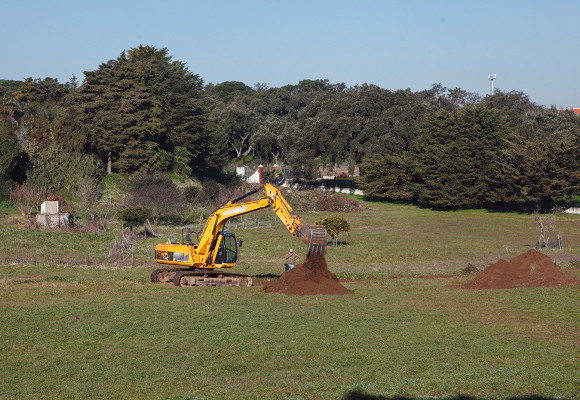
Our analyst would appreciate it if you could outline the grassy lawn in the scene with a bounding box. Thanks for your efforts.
[1,199,579,399]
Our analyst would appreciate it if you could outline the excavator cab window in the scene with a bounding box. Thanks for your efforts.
[213,232,238,265]
[223,234,238,263]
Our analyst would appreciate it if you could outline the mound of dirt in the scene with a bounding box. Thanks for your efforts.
[459,249,580,290]
[263,254,352,295]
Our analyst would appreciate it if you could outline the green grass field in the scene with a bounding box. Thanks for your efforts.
[1,200,579,399]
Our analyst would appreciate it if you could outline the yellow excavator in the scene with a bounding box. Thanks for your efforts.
[152,183,327,287]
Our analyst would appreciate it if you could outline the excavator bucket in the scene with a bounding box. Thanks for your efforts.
[297,225,327,255]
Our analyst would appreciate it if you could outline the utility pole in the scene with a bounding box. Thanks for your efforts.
[488,74,496,95]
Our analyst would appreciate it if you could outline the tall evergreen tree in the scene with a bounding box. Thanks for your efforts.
[358,153,414,201]
[410,107,511,208]
[0,121,20,198]
[79,46,214,175]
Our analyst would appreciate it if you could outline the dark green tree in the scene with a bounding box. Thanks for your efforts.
[410,107,511,208]
[0,80,24,96]
[205,81,255,103]
[358,154,414,201]
[290,84,427,174]
[115,205,153,230]
[79,46,214,175]
[16,77,70,106]
[489,130,579,210]
[0,121,20,198]
[209,95,260,160]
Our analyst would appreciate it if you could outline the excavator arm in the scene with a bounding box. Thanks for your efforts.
[196,183,326,257]
[262,184,327,254]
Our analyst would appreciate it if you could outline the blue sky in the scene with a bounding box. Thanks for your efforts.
[3,0,579,107]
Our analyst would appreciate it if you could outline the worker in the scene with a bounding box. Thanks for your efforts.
[284,248,298,271]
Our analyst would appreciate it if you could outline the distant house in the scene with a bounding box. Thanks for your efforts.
[561,108,580,115]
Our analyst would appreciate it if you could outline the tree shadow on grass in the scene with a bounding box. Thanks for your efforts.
[343,390,565,400]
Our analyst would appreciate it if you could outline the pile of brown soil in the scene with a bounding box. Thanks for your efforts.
[263,254,352,295]
[459,249,580,290]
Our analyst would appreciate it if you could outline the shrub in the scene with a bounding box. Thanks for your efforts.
[129,184,184,225]
[120,172,175,193]
[115,206,152,231]
[315,192,363,212]
[0,121,20,200]
[102,173,121,188]
[200,180,245,207]
[10,182,46,222]
[47,194,76,214]
[280,189,320,213]
[183,185,202,203]
[281,189,363,213]
[24,143,103,195]
[76,179,103,223]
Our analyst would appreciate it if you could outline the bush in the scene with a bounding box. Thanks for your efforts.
[46,194,76,214]
[129,184,184,225]
[279,189,320,213]
[120,172,175,193]
[10,182,46,222]
[0,121,20,200]
[316,214,350,246]
[115,206,152,231]
[199,180,246,207]
[315,192,363,212]
[24,143,103,195]
[281,189,363,213]
[102,173,121,188]
[183,185,202,203]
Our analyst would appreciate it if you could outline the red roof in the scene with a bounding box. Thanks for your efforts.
[561,108,580,115]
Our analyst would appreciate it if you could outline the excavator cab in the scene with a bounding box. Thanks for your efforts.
[212,231,239,266]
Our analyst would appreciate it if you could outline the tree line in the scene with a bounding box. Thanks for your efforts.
[1,45,578,211]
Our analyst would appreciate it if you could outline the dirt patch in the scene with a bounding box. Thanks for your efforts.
[263,254,352,295]
[458,249,580,290]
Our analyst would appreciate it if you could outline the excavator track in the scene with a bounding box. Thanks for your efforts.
[151,268,188,283]
[173,271,253,287]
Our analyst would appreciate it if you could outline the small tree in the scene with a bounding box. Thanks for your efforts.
[115,206,152,231]
[316,214,350,247]
[77,179,103,223]
[10,182,46,222]
[534,213,561,249]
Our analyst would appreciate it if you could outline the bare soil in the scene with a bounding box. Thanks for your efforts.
[458,249,580,290]
[263,254,352,295]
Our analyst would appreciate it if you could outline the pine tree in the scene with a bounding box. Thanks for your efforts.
[410,107,510,208]
[79,46,214,175]
[358,154,414,201]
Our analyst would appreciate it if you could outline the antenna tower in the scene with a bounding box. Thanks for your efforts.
[488,74,496,95]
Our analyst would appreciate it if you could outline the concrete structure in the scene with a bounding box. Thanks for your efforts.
[236,165,263,183]
[36,201,72,228]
